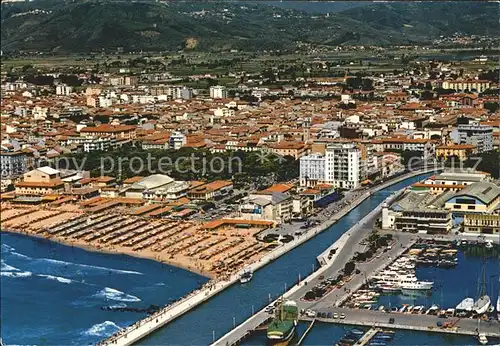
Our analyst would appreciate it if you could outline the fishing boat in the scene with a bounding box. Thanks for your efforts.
[267,300,298,343]
[239,268,253,284]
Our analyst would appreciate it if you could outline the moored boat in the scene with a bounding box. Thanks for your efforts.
[456,297,474,312]
[267,300,298,343]
[473,296,491,315]
[239,268,253,284]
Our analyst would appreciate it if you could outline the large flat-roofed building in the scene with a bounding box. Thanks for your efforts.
[382,191,453,234]
[424,170,490,186]
[441,79,491,93]
[436,144,476,160]
[80,124,137,139]
[186,180,233,201]
[239,191,293,224]
[463,214,500,234]
[444,181,500,214]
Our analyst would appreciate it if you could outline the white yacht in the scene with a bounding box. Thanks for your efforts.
[399,280,434,290]
[473,295,491,315]
[456,297,474,312]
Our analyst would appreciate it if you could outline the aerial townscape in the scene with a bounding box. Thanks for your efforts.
[0,1,499,346]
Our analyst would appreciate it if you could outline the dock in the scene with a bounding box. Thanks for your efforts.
[303,308,500,338]
[354,328,380,346]
[297,319,316,345]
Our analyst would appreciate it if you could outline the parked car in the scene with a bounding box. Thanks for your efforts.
[389,317,395,324]
[333,313,339,319]
[339,313,345,319]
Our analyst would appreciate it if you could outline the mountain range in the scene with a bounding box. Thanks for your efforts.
[1,0,498,53]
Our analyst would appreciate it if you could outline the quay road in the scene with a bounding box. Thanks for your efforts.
[304,307,500,338]
[102,169,435,346]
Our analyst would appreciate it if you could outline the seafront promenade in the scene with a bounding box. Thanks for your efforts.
[101,169,436,346]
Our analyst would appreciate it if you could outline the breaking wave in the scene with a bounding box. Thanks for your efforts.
[37,258,143,275]
[94,287,141,302]
[38,274,73,284]
[1,244,31,259]
[1,271,32,278]
[83,321,121,337]
[1,259,20,272]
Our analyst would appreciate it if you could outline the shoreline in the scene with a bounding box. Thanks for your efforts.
[1,170,435,284]
[0,229,214,279]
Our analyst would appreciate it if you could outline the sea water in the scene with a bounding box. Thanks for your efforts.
[0,232,208,345]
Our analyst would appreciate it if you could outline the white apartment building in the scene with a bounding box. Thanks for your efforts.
[299,143,362,190]
[453,122,493,153]
[169,131,187,150]
[0,151,27,178]
[325,143,361,190]
[299,154,326,187]
[83,137,116,152]
[210,85,227,99]
[55,84,73,96]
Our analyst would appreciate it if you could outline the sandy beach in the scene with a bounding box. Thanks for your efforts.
[0,202,272,279]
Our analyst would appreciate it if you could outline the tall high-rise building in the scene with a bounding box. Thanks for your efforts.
[209,85,227,99]
[299,143,362,190]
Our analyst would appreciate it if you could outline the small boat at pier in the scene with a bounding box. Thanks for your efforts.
[239,268,253,284]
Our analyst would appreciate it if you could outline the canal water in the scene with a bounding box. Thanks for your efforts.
[0,232,208,345]
[139,174,431,345]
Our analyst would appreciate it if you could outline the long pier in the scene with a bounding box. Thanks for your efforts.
[100,169,436,346]
[297,319,316,346]
[354,328,380,346]
[304,308,500,338]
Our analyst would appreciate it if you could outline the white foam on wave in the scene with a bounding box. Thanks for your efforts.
[1,271,32,278]
[1,243,15,252]
[38,274,73,284]
[83,320,121,337]
[94,287,141,302]
[37,258,143,275]
[1,259,20,272]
